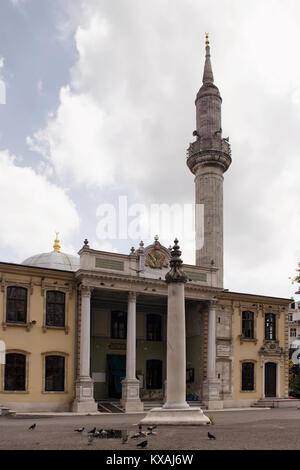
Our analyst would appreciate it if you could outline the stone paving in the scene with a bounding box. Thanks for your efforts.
[0,408,300,450]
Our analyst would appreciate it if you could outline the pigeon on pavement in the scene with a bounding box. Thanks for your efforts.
[75,427,85,433]
[137,440,148,448]
[87,435,94,445]
[147,425,157,432]
[28,424,36,430]
[208,432,216,440]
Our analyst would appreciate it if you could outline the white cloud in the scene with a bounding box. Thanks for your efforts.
[0,150,80,261]
[27,85,116,188]
[26,0,300,297]
[37,79,43,92]
[9,0,26,7]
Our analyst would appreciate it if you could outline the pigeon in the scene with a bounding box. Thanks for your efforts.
[208,432,216,440]
[87,435,94,445]
[75,427,85,433]
[100,429,108,438]
[131,432,141,439]
[28,424,36,430]
[146,425,157,436]
[122,435,128,444]
[147,425,157,432]
[88,427,97,434]
[137,440,148,448]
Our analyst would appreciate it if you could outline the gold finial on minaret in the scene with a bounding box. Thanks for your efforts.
[205,32,210,46]
[53,232,61,253]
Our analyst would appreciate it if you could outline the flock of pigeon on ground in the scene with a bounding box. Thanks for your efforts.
[28,422,216,446]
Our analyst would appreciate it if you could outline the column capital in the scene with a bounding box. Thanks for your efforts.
[128,291,137,302]
[80,285,94,298]
[209,298,218,308]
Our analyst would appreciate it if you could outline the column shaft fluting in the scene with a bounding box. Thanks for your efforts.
[207,302,217,380]
[126,292,137,380]
[80,286,92,378]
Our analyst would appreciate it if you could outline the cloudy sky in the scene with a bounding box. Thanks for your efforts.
[0,0,300,299]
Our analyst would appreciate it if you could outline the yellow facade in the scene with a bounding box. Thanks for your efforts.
[0,259,291,412]
[0,264,76,411]
[222,293,289,405]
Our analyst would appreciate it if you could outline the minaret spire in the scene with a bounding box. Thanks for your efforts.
[186,35,232,288]
[202,33,214,84]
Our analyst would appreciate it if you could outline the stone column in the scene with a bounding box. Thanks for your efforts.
[140,239,210,425]
[163,280,189,409]
[121,292,143,412]
[72,285,98,412]
[202,300,222,408]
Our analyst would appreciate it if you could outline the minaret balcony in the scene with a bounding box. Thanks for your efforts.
[186,136,231,174]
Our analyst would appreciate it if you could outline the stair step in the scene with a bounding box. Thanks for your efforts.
[97,402,124,413]
[0,407,16,416]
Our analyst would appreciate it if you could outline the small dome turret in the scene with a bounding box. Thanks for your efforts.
[22,234,80,272]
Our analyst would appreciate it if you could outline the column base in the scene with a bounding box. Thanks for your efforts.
[202,378,221,401]
[72,377,98,413]
[139,406,210,426]
[120,378,144,412]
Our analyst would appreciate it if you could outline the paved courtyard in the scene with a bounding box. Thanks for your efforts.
[0,408,300,451]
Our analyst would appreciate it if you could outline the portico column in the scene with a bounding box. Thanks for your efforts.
[120,291,143,412]
[207,301,217,380]
[72,285,97,412]
[202,300,221,408]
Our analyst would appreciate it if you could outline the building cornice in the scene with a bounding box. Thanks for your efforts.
[0,262,76,281]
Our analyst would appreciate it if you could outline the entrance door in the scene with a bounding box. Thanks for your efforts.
[107,355,126,398]
[265,362,277,397]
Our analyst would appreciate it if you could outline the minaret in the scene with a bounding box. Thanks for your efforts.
[187,34,231,288]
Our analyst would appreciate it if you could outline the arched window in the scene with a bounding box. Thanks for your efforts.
[45,355,65,392]
[46,291,65,327]
[5,353,26,391]
[6,287,27,323]
[146,359,162,389]
[147,314,161,341]
[241,362,254,391]
[265,313,276,340]
[242,311,254,339]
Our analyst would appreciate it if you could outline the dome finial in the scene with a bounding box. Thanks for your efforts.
[53,232,61,253]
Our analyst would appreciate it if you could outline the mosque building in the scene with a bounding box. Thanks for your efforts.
[0,36,292,413]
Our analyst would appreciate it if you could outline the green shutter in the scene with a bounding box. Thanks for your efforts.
[184,271,207,282]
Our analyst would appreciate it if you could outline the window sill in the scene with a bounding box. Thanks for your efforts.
[42,390,68,394]
[0,390,29,394]
[240,390,256,393]
[2,322,32,332]
[42,325,69,335]
[239,335,258,345]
